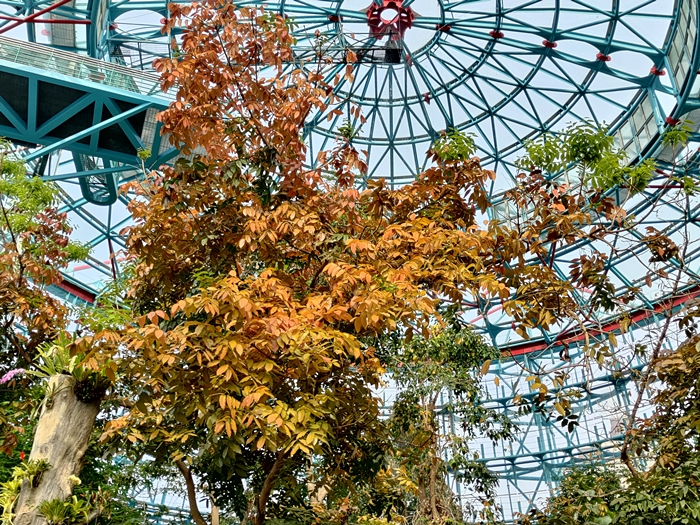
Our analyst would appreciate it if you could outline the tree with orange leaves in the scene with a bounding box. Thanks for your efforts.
[61,2,683,524]
[89,3,634,524]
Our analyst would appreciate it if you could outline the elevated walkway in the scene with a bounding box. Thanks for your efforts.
[0,35,176,203]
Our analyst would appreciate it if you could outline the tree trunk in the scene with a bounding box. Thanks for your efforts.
[427,394,440,521]
[254,453,285,525]
[14,374,101,525]
[306,464,328,505]
[429,446,439,520]
[175,459,207,525]
[211,499,220,525]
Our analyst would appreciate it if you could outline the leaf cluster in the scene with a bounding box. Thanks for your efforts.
[518,458,700,525]
[517,122,654,194]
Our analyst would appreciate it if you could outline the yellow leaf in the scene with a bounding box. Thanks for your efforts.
[480,359,491,376]
[619,316,630,334]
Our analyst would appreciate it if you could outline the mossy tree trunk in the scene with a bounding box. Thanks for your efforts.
[13,374,100,525]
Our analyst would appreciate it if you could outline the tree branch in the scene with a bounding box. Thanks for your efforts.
[175,459,208,525]
[255,452,286,525]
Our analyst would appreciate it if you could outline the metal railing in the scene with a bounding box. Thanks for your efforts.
[0,35,174,102]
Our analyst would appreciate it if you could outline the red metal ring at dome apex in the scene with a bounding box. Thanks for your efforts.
[365,0,415,40]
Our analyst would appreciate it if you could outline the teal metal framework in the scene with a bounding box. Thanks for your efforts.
[0,0,699,521]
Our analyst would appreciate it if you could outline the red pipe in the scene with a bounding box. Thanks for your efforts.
[33,19,90,24]
[0,0,72,35]
[56,278,96,304]
[71,256,125,272]
[506,285,700,356]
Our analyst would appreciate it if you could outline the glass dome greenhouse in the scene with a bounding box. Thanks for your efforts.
[0,0,698,521]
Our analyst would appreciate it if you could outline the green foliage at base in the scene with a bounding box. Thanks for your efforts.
[38,497,90,525]
[0,459,51,524]
[517,457,700,525]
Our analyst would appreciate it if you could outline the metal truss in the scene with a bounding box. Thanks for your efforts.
[464,285,700,520]
[0,34,174,284]
[0,0,699,521]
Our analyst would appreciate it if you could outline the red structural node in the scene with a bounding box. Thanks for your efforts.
[436,23,451,32]
[366,0,414,39]
[666,116,681,125]
[650,66,666,76]
[328,14,341,23]
[596,52,611,62]
[423,92,431,103]
[542,39,557,48]
[489,29,504,39]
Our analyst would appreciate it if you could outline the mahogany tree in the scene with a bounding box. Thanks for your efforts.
[0,143,88,377]
[377,324,514,524]
[1,2,676,521]
[88,2,664,524]
[0,140,90,449]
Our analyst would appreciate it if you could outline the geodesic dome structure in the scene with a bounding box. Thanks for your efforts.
[0,0,698,520]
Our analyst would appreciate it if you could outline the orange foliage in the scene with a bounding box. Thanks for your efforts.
[95,2,631,521]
